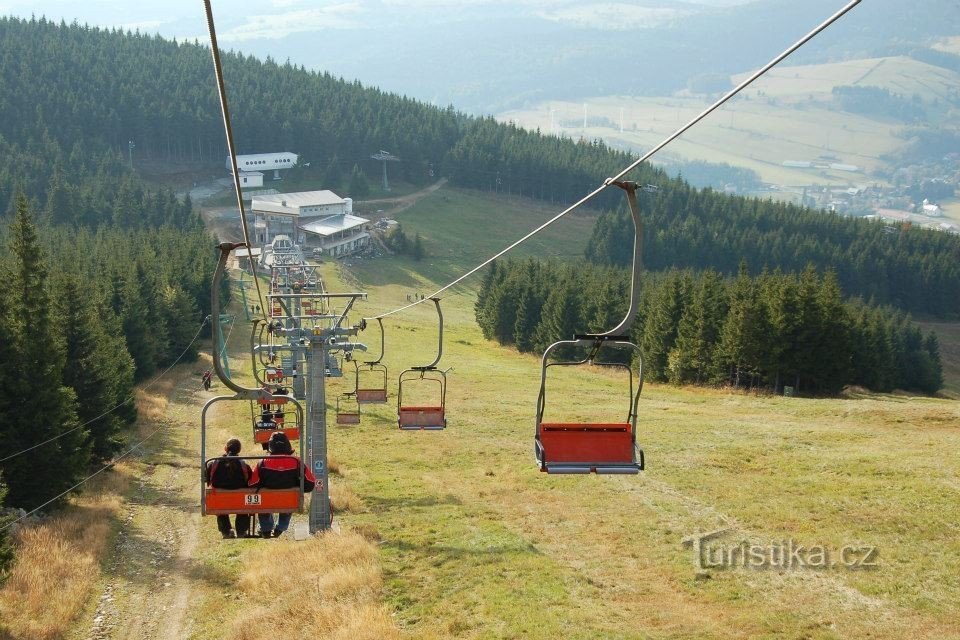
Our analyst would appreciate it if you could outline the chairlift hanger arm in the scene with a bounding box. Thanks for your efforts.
[414,298,443,369]
[361,317,386,365]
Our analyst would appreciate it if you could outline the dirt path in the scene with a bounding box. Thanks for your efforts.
[80,372,211,640]
[356,178,447,217]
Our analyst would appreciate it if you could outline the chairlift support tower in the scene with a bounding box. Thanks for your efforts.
[213,243,367,534]
[371,150,400,192]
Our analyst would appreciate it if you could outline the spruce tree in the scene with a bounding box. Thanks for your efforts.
[533,277,580,357]
[641,272,689,382]
[58,274,135,462]
[2,194,89,509]
[348,165,370,198]
[412,233,425,261]
[921,332,944,394]
[814,270,852,394]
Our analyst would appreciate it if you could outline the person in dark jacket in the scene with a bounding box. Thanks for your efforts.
[255,411,276,451]
[205,438,253,538]
[249,432,315,538]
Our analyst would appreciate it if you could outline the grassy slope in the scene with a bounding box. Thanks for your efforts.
[499,56,960,187]
[52,183,958,639]
[322,185,960,638]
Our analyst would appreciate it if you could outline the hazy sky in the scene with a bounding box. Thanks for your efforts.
[1,0,755,43]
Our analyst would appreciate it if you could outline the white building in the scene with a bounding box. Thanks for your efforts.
[238,171,263,188]
[251,190,371,257]
[922,198,942,217]
[300,213,371,258]
[226,152,298,179]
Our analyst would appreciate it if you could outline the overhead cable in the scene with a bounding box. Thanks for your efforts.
[202,0,270,325]
[0,318,207,464]
[364,0,862,322]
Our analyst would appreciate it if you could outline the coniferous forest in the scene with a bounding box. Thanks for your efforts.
[475,259,944,395]
[2,16,959,319]
[0,15,957,560]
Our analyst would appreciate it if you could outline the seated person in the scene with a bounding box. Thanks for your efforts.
[205,438,253,539]
[248,432,315,538]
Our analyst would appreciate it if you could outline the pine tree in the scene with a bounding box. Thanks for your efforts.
[0,478,14,573]
[670,270,727,384]
[348,165,370,198]
[1,194,89,509]
[642,272,689,382]
[533,277,580,357]
[324,155,342,190]
[814,270,852,394]
[412,233,425,261]
[58,273,135,462]
[716,262,764,388]
[922,332,944,393]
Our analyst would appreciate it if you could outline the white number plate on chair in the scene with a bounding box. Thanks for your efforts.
[244,494,262,505]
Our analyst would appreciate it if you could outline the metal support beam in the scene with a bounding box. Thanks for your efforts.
[307,342,331,533]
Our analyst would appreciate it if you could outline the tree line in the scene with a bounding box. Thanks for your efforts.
[3,17,959,320]
[584,186,960,318]
[0,195,216,570]
[475,258,943,396]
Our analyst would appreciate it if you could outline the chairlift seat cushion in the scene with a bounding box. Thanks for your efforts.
[336,413,361,425]
[399,406,445,429]
[253,427,300,444]
[538,422,634,465]
[204,487,301,515]
[357,388,388,403]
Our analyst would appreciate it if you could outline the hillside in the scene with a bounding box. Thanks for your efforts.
[500,54,960,188]
[21,0,953,114]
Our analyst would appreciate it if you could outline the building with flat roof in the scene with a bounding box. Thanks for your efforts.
[227,152,298,180]
[250,190,370,257]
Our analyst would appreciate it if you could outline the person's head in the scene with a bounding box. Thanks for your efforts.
[225,438,242,455]
[261,410,273,421]
[267,431,294,455]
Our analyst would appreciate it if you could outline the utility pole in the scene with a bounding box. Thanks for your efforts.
[128,139,135,170]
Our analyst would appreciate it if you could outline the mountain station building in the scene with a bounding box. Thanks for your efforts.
[251,190,371,258]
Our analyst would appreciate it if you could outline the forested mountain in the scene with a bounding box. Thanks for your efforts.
[585,184,960,317]
[2,17,958,318]
[476,259,944,395]
[24,0,953,113]
[0,18,220,535]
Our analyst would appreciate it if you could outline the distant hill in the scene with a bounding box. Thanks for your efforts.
[2,15,958,319]
[174,0,960,113]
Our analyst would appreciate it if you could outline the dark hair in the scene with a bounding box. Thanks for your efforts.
[225,438,242,455]
[268,432,293,455]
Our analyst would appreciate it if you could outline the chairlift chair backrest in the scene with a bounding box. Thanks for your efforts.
[533,182,648,474]
[397,298,448,430]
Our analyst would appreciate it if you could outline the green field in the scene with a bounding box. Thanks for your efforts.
[40,183,957,639]
[499,56,960,188]
[303,250,960,639]
[350,186,599,288]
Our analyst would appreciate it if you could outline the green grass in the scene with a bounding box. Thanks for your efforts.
[187,183,960,638]
[348,185,598,289]
[291,245,960,638]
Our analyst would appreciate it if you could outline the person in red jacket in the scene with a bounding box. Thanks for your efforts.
[248,432,315,538]
[205,438,253,538]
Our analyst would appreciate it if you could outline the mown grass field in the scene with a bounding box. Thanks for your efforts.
[23,182,956,640]
[499,56,960,188]
[315,252,960,639]
[307,186,960,637]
